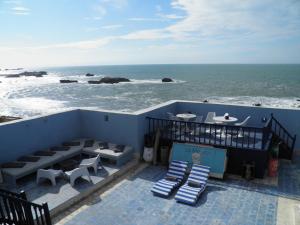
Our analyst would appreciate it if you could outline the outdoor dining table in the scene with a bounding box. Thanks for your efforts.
[176,113,197,122]
[213,116,238,138]
[176,113,197,132]
[213,116,238,124]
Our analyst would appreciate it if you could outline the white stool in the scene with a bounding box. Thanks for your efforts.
[64,167,92,186]
[37,169,63,186]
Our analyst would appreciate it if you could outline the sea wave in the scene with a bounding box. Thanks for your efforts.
[0,71,299,118]
[208,96,300,109]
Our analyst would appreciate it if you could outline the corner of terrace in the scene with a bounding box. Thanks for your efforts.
[0,100,300,225]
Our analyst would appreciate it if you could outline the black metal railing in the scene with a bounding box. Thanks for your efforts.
[146,117,268,150]
[0,189,27,200]
[0,189,51,225]
[269,114,296,151]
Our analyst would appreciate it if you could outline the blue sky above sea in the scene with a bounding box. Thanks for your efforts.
[0,0,300,67]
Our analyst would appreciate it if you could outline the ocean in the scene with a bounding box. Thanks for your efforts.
[0,64,299,118]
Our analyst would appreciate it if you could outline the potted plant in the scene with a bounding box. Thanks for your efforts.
[143,135,154,163]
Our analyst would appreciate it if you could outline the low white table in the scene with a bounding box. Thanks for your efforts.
[176,113,197,121]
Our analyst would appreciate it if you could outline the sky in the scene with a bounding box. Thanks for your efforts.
[0,0,300,67]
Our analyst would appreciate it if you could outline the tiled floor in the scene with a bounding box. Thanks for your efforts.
[61,166,279,225]
[52,154,300,225]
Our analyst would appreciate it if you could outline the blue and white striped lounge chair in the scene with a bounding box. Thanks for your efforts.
[175,164,210,205]
[151,160,188,197]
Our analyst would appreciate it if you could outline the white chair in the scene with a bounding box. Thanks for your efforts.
[195,115,203,123]
[79,154,102,174]
[36,169,63,186]
[167,112,175,120]
[204,112,216,124]
[64,167,92,186]
[233,116,251,138]
[235,116,251,126]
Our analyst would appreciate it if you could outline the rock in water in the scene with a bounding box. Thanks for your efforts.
[99,77,130,84]
[19,71,47,77]
[5,71,47,78]
[60,80,78,83]
[162,78,173,82]
[88,80,101,84]
[86,73,95,77]
[5,74,21,78]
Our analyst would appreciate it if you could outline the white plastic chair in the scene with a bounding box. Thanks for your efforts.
[204,112,216,124]
[79,154,102,174]
[64,167,92,186]
[235,116,251,126]
[167,112,175,120]
[37,169,63,186]
[195,115,203,123]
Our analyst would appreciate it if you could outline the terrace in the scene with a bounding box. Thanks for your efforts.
[0,100,299,225]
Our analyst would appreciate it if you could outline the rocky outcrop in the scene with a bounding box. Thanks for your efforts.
[60,80,78,83]
[20,71,47,77]
[5,71,47,78]
[86,73,95,77]
[5,74,21,78]
[100,77,130,84]
[162,78,173,82]
[88,77,131,84]
[88,80,101,84]
[253,103,262,107]
[0,116,21,123]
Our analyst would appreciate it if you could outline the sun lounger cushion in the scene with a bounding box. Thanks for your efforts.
[62,141,81,146]
[34,150,56,156]
[50,146,70,151]
[1,162,26,168]
[175,164,210,205]
[17,156,40,162]
[165,176,179,182]
[113,145,125,153]
[151,160,188,197]
[84,140,95,147]
[188,180,202,188]
[99,142,108,149]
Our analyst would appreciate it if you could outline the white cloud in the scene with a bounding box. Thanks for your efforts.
[11,6,30,15]
[156,5,162,12]
[121,29,170,40]
[167,0,300,39]
[101,24,123,29]
[37,37,115,49]
[84,16,102,20]
[128,17,163,22]
[93,4,106,18]
[3,0,22,4]
[101,0,128,9]
[158,13,185,20]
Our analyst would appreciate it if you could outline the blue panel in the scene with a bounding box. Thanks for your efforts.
[170,143,227,178]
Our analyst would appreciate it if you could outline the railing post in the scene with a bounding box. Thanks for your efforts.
[20,190,27,200]
[42,202,52,225]
[292,135,297,151]
[24,201,34,225]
